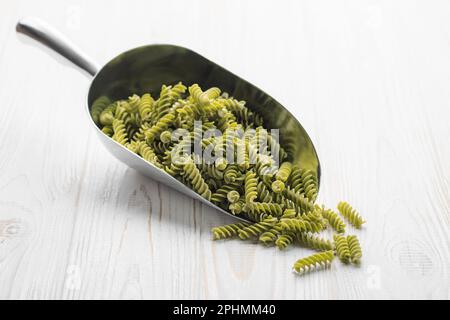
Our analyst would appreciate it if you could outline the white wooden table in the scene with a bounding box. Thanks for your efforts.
[0,0,448,299]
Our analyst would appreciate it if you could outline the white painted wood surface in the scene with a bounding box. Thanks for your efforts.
[0,0,448,299]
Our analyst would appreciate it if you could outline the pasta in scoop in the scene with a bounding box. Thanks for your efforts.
[93,82,366,276]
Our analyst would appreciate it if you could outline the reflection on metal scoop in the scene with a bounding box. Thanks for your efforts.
[16,17,320,222]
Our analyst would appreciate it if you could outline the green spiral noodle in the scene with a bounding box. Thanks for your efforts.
[145,112,176,144]
[138,141,163,169]
[302,206,328,230]
[218,99,264,128]
[259,225,283,246]
[347,235,362,264]
[132,122,150,142]
[115,101,135,126]
[126,140,140,153]
[229,198,245,215]
[195,156,225,181]
[216,107,238,132]
[189,84,210,107]
[257,181,272,203]
[177,100,204,119]
[287,167,317,200]
[101,126,113,137]
[283,187,315,214]
[297,233,333,251]
[94,81,367,277]
[205,87,221,100]
[288,165,303,192]
[227,190,241,203]
[164,153,188,177]
[215,158,228,171]
[337,201,366,228]
[139,93,155,121]
[99,102,117,126]
[91,96,111,125]
[214,123,239,158]
[293,251,334,275]
[183,158,212,200]
[154,83,186,122]
[236,139,250,171]
[238,216,278,240]
[275,232,295,250]
[322,208,346,234]
[210,182,242,204]
[281,208,297,218]
[112,119,128,146]
[152,141,171,157]
[127,94,141,113]
[279,218,324,233]
[247,202,284,218]
[333,234,351,264]
[244,170,258,203]
[271,180,285,194]
[300,169,318,202]
[212,222,250,240]
[275,162,292,183]
[254,155,276,186]
[246,139,258,164]
[224,164,243,184]
[266,131,287,162]
[159,130,172,144]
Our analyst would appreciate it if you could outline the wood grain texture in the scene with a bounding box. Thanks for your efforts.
[0,0,448,299]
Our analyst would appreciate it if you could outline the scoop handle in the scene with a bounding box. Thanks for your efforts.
[16,17,99,76]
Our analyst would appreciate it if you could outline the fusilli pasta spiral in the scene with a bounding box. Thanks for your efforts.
[333,234,351,264]
[94,81,367,277]
[212,222,250,240]
[347,235,362,264]
[293,251,334,275]
[337,201,365,229]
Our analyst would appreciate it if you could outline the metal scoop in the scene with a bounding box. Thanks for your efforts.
[16,17,320,222]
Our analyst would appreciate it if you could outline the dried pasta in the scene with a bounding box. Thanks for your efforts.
[93,82,366,277]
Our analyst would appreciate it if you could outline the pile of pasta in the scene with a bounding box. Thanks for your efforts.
[91,83,366,275]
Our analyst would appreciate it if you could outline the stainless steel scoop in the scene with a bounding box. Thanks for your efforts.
[16,17,320,222]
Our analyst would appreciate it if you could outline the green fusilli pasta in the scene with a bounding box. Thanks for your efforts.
[279,217,325,234]
[275,232,295,250]
[145,112,176,144]
[138,93,154,120]
[337,201,366,229]
[322,208,346,234]
[238,216,278,240]
[244,170,258,204]
[271,180,285,194]
[347,235,362,264]
[333,234,351,264]
[275,161,292,183]
[227,190,241,204]
[247,202,284,218]
[188,84,210,106]
[112,119,128,146]
[229,198,245,215]
[297,233,333,251]
[259,225,283,246]
[211,182,242,205]
[293,251,334,275]
[91,96,111,125]
[212,222,250,240]
[94,82,367,277]
[99,102,116,126]
[183,158,212,200]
